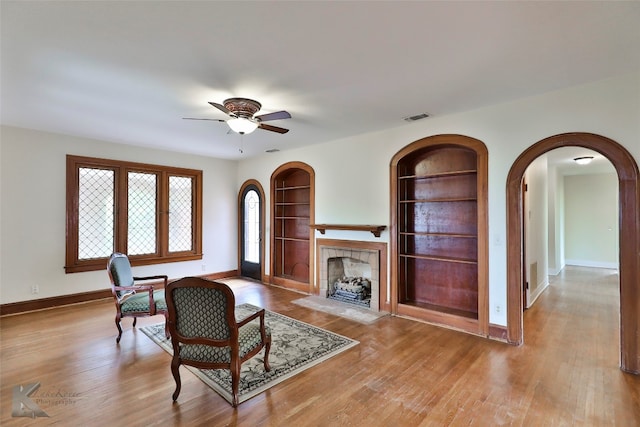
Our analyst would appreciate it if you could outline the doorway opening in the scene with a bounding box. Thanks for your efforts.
[506,133,639,374]
[520,147,619,311]
[238,180,265,281]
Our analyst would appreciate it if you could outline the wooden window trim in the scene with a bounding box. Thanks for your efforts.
[65,155,202,273]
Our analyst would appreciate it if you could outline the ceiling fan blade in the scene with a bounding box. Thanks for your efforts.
[183,117,226,122]
[258,123,289,134]
[208,101,236,117]
[255,110,291,122]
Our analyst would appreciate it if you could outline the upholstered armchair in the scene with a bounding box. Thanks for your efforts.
[165,277,272,407]
[107,252,169,343]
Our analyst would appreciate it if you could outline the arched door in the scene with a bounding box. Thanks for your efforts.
[239,182,264,281]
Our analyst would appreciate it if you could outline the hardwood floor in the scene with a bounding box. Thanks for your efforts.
[1,267,638,426]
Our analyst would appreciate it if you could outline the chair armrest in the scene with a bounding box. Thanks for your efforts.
[237,308,265,328]
[133,275,168,286]
[114,285,154,292]
[238,308,269,344]
[114,285,157,314]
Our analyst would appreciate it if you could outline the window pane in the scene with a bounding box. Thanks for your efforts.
[128,172,157,255]
[244,190,260,263]
[169,176,193,252]
[78,168,114,260]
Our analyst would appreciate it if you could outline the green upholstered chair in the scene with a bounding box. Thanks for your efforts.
[107,252,169,343]
[165,277,272,407]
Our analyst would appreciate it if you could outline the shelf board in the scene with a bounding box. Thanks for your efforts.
[275,202,310,206]
[274,236,309,242]
[399,253,477,264]
[399,232,477,238]
[398,169,477,180]
[311,224,387,237]
[275,185,311,191]
[400,198,477,203]
[399,300,478,320]
[274,216,310,220]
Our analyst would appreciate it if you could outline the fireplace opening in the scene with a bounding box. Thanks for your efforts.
[327,257,371,308]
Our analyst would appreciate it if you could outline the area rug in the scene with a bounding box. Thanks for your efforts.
[292,296,389,324]
[140,303,358,405]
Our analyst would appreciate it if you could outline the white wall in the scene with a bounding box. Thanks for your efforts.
[547,164,565,275]
[524,156,549,306]
[237,72,640,326]
[564,173,619,268]
[0,126,238,304]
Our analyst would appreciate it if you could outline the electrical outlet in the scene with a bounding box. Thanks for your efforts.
[201,264,206,272]
[31,284,39,294]
[495,305,501,313]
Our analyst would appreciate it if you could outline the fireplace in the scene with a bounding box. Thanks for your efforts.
[317,239,386,312]
[327,257,372,307]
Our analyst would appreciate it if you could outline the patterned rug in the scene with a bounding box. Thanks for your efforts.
[140,303,358,405]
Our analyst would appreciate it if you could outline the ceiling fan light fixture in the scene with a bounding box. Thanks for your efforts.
[227,117,258,134]
[574,156,594,165]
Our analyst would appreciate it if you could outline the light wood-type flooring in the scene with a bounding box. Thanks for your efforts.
[1,266,639,426]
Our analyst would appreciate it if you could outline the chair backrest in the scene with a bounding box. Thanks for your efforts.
[166,277,236,342]
[108,253,134,298]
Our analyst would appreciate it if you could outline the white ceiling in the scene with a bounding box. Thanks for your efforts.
[2,1,639,160]
[545,147,615,176]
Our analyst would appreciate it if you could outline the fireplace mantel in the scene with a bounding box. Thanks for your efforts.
[311,224,386,237]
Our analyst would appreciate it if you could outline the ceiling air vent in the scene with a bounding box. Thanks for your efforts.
[403,113,430,122]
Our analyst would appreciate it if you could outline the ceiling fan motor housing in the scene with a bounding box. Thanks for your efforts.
[223,98,262,120]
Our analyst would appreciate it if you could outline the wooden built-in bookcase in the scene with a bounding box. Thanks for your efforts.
[391,135,488,336]
[270,162,315,293]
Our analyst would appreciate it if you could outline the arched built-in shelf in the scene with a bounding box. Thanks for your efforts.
[270,162,315,294]
[390,134,488,336]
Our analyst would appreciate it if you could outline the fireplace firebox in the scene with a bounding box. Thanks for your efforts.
[317,239,385,312]
[327,257,372,308]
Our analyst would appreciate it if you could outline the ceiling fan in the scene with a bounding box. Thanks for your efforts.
[184,98,291,135]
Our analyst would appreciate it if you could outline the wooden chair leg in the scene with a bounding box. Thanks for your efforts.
[115,315,123,343]
[171,358,181,401]
[164,313,170,339]
[231,359,241,407]
[264,338,272,372]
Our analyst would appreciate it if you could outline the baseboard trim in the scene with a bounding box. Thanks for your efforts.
[489,323,509,342]
[201,270,238,281]
[527,278,550,308]
[565,259,618,269]
[0,270,238,316]
[0,289,113,316]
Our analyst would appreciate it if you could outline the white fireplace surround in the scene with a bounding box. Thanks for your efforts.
[318,241,381,312]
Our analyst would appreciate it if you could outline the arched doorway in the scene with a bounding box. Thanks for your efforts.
[506,132,640,374]
[238,180,265,281]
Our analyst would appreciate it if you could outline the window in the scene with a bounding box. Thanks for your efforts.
[243,189,260,263]
[65,155,202,273]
